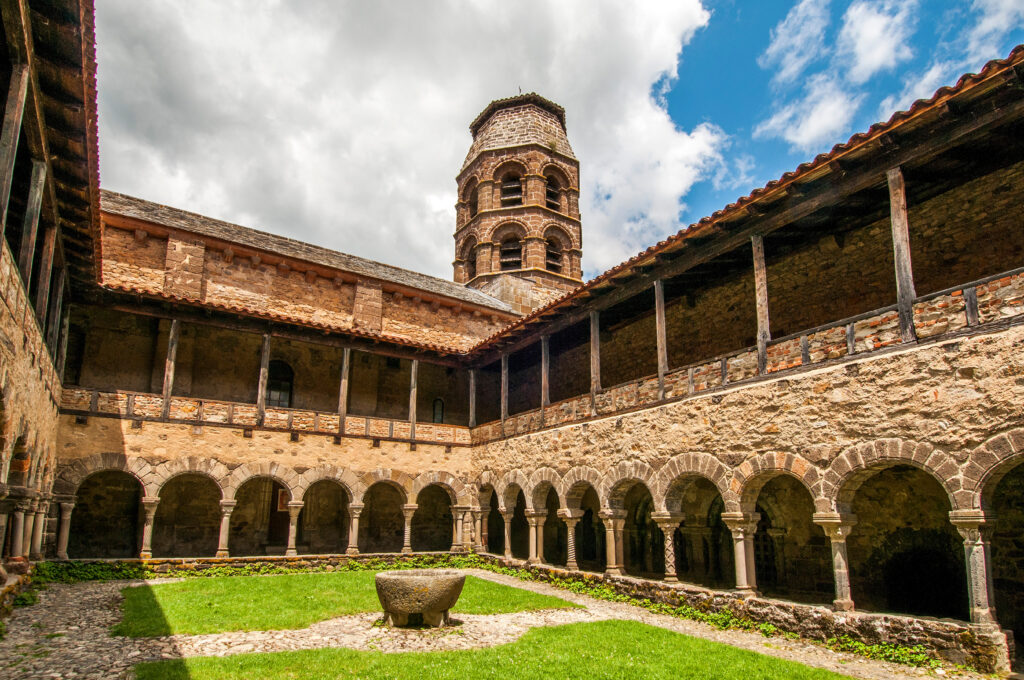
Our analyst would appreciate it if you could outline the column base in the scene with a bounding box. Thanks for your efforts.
[566,560,578,571]
[833,598,855,612]
[56,552,68,561]
[346,547,360,556]
[139,551,152,559]
[664,574,679,583]
[450,546,466,553]
[285,549,298,557]
[29,552,42,562]
[215,549,229,558]
[402,547,413,554]
[604,566,623,576]
[472,544,485,553]
[527,557,541,565]
[503,551,512,560]
[734,587,759,598]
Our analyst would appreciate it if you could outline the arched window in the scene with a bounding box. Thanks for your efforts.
[432,398,444,424]
[500,172,523,207]
[545,175,561,210]
[266,360,294,408]
[545,238,563,273]
[462,240,477,281]
[499,236,522,270]
[465,181,479,218]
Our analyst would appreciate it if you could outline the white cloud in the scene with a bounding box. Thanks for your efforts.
[753,74,865,153]
[877,59,958,118]
[965,0,1024,65]
[96,0,722,281]
[837,0,917,84]
[758,0,832,86]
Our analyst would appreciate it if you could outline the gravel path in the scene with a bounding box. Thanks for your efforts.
[0,570,992,679]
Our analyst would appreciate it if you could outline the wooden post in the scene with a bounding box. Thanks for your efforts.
[654,280,668,399]
[256,332,271,425]
[589,310,601,396]
[468,368,477,427]
[17,159,45,282]
[886,167,917,342]
[161,319,181,419]
[500,353,509,422]
[409,358,418,440]
[337,347,350,431]
[55,303,70,379]
[44,267,65,350]
[0,64,28,237]
[540,335,550,408]
[751,233,771,373]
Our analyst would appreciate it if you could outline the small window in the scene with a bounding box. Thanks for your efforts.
[499,237,522,270]
[545,238,562,273]
[266,360,293,408]
[468,187,479,217]
[500,173,522,207]
[432,398,445,424]
[465,251,477,280]
[545,176,560,210]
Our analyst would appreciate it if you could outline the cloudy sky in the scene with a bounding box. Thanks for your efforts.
[96,1,1024,282]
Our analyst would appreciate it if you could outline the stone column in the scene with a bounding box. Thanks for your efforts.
[813,512,857,611]
[402,504,417,554]
[139,496,159,559]
[346,503,363,555]
[501,510,513,559]
[460,506,473,552]
[451,505,469,552]
[30,501,48,560]
[950,509,998,626]
[653,513,684,583]
[216,500,236,558]
[55,501,74,560]
[285,501,303,556]
[21,503,35,558]
[558,508,582,570]
[536,513,547,564]
[471,508,484,552]
[0,496,10,562]
[526,512,540,564]
[722,512,759,595]
[8,505,25,561]
[599,509,625,575]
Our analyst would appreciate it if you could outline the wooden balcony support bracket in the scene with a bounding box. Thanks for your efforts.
[468,368,477,428]
[256,332,271,426]
[337,346,351,433]
[500,353,509,422]
[751,233,771,374]
[654,279,668,399]
[160,319,180,419]
[886,167,918,343]
[409,358,418,441]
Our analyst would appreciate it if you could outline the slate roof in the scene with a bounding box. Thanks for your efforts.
[100,190,515,314]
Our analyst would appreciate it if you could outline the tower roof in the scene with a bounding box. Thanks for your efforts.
[469,93,566,135]
[462,93,575,171]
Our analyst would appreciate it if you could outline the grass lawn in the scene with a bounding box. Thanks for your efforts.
[113,572,578,637]
[135,619,854,680]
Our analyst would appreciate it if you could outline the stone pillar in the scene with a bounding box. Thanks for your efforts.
[347,503,363,555]
[216,500,236,558]
[30,502,47,560]
[139,496,159,559]
[285,501,303,557]
[460,507,473,552]
[558,508,582,570]
[471,509,485,552]
[653,513,684,583]
[813,512,857,611]
[950,509,998,626]
[722,512,759,595]
[536,513,547,564]
[479,506,489,551]
[501,510,513,559]
[451,505,469,552]
[402,504,417,554]
[21,504,35,558]
[0,496,9,562]
[599,509,625,575]
[56,501,74,560]
[8,505,25,561]
[526,512,540,564]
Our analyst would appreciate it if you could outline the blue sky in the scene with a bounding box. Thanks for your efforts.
[96,1,1024,281]
[670,0,1024,229]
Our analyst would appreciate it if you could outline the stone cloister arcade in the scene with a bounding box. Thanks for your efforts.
[50,431,1024,650]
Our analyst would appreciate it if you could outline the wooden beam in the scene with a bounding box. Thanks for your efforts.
[540,334,550,408]
[500,353,509,422]
[409,359,418,439]
[653,279,668,399]
[160,319,180,419]
[337,347,351,427]
[17,159,45,281]
[256,332,271,425]
[468,368,477,427]
[886,167,917,342]
[589,310,601,395]
[0,63,28,237]
[473,95,1024,365]
[55,299,69,379]
[44,266,64,349]
[751,233,771,373]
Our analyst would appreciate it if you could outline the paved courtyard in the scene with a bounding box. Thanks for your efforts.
[0,571,994,679]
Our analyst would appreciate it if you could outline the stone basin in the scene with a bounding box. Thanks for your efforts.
[374,569,466,627]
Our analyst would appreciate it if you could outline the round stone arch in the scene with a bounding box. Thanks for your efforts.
[733,453,824,514]
[540,162,572,190]
[357,469,414,505]
[825,439,963,513]
[459,174,480,205]
[475,469,500,508]
[491,159,528,184]
[527,467,563,510]
[153,457,231,499]
[964,429,1024,511]
[599,461,657,510]
[52,452,154,498]
[562,466,603,509]
[542,223,576,251]
[293,465,363,505]
[487,221,528,248]
[498,469,530,511]
[223,462,300,503]
[653,452,735,514]
[411,470,472,506]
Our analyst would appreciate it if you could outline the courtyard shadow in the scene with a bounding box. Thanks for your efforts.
[112,582,193,678]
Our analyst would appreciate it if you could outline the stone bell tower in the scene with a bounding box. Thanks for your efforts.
[453,93,583,316]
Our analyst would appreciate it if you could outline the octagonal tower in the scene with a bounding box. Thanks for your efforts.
[453,93,583,315]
